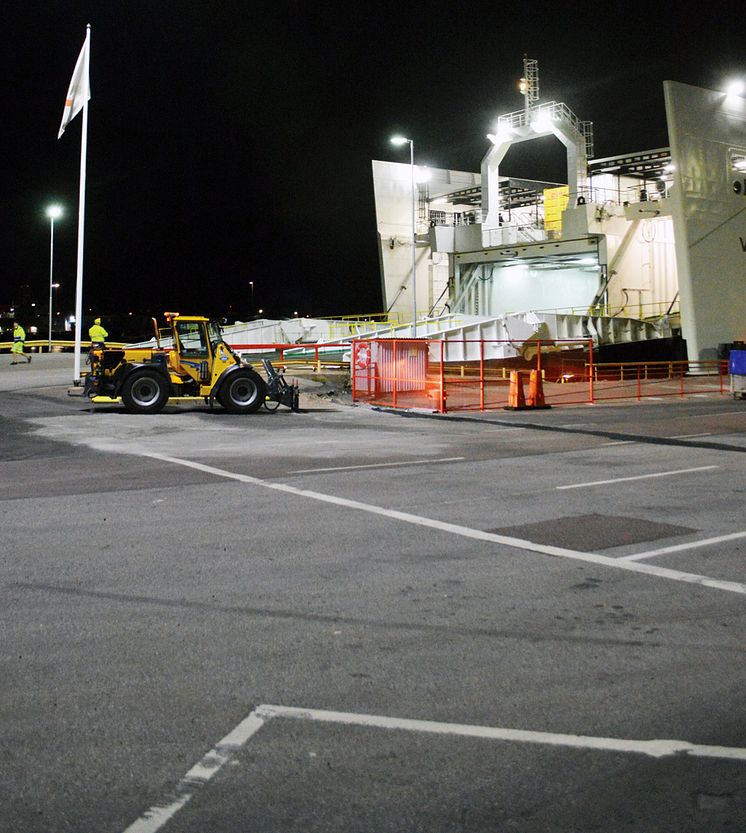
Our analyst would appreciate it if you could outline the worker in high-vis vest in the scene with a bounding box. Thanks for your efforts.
[10,321,31,364]
[88,317,108,349]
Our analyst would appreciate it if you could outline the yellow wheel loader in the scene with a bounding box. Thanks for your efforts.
[83,312,299,415]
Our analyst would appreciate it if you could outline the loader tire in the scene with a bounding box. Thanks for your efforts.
[121,368,169,414]
[218,369,266,414]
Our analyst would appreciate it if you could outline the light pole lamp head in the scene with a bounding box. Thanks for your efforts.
[390,136,410,147]
[46,204,63,220]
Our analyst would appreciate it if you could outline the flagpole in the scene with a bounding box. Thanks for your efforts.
[73,24,90,384]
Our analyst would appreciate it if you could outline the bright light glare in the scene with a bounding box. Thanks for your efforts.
[530,111,553,133]
[493,121,514,143]
[46,204,63,219]
[725,79,745,97]
[390,136,410,146]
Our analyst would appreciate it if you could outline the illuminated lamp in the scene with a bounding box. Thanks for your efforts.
[530,110,553,133]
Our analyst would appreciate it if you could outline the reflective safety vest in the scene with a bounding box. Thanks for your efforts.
[89,324,108,343]
[13,325,25,342]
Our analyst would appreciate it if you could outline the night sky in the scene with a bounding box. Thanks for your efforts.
[3,1,743,332]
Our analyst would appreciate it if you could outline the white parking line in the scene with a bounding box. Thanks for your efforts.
[259,704,746,761]
[556,465,718,490]
[122,710,265,833]
[124,703,746,832]
[620,531,746,561]
[138,452,746,596]
[290,456,465,474]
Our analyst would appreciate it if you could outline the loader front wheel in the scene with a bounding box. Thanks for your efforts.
[218,369,266,414]
[121,368,169,414]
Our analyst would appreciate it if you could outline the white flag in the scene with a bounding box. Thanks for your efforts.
[58,32,91,139]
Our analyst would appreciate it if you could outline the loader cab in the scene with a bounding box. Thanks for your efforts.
[174,318,210,358]
[171,315,237,387]
[170,317,213,384]
[172,317,226,356]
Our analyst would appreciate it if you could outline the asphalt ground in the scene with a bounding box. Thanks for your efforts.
[2,353,746,832]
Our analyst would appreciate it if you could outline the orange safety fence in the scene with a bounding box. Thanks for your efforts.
[586,360,728,403]
[350,339,730,412]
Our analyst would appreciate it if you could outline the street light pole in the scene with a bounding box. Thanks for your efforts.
[45,205,63,352]
[391,136,417,336]
[249,281,254,317]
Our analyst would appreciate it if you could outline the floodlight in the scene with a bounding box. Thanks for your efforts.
[530,111,553,133]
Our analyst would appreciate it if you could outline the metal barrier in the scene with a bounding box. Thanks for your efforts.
[350,339,729,413]
[229,342,351,373]
[351,338,594,412]
[0,339,128,352]
[586,360,727,403]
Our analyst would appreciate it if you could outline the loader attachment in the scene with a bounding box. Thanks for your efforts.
[262,359,300,411]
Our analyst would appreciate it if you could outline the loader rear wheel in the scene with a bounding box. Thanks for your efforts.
[218,369,266,414]
[121,368,169,414]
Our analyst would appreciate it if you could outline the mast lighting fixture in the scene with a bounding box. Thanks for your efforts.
[530,110,553,133]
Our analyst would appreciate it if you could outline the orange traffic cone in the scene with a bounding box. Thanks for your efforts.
[504,370,527,410]
[527,369,551,409]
